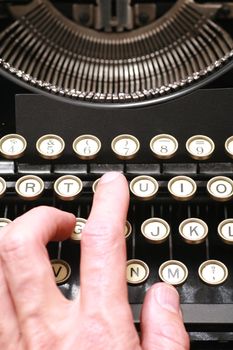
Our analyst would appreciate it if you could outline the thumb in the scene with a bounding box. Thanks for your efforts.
[141,283,190,350]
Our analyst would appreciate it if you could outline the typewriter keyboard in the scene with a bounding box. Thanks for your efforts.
[1,90,233,346]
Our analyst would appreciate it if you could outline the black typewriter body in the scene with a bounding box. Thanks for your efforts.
[1,1,233,349]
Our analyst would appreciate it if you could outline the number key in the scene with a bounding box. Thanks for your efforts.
[150,134,178,159]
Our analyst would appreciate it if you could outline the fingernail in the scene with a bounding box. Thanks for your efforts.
[99,172,121,184]
[154,284,180,314]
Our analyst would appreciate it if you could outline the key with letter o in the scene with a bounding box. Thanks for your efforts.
[207,176,233,201]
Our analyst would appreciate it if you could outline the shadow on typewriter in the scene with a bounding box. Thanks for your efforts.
[1,0,233,349]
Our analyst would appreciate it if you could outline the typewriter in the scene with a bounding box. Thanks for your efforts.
[1,0,233,348]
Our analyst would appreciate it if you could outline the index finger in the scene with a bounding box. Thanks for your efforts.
[80,172,129,308]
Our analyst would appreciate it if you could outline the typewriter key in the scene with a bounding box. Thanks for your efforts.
[218,219,233,244]
[186,135,215,160]
[36,134,65,159]
[198,260,228,285]
[126,259,149,285]
[92,178,100,193]
[73,135,101,160]
[0,177,6,197]
[54,175,83,200]
[141,218,170,243]
[168,176,197,201]
[130,176,159,200]
[111,134,140,160]
[179,218,208,244]
[0,218,12,229]
[0,134,27,159]
[150,134,178,159]
[71,218,87,243]
[207,176,233,201]
[15,175,44,200]
[125,220,132,239]
[225,136,233,158]
[51,259,71,285]
[159,260,188,286]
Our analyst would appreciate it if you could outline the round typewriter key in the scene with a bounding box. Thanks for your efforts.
[179,218,208,244]
[150,134,178,159]
[130,176,159,200]
[126,259,149,285]
[218,219,233,244]
[70,218,87,243]
[207,176,233,201]
[54,175,83,201]
[141,218,170,243]
[168,176,197,201]
[92,178,100,193]
[36,134,65,159]
[0,134,27,159]
[198,260,228,285]
[225,136,233,158]
[125,220,132,239]
[186,135,215,160]
[111,134,140,160]
[51,259,71,285]
[159,260,188,286]
[73,135,101,160]
[0,218,12,229]
[0,177,6,197]
[15,175,44,200]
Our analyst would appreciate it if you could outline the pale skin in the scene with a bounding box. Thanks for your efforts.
[0,172,190,350]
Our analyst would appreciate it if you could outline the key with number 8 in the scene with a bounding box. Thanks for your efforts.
[150,134,178,159]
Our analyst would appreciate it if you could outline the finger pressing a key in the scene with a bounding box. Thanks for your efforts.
[141,283,190,350]
[80,172,130,308]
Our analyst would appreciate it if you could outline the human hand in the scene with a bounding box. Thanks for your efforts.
[0,172,189,350]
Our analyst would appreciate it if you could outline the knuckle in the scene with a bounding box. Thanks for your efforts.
[0,327,21,350]
[27,330,61,350]
[0,227,28,261]
[82,220,123,249]
[79,313,112,348]
[27,205,56,217]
